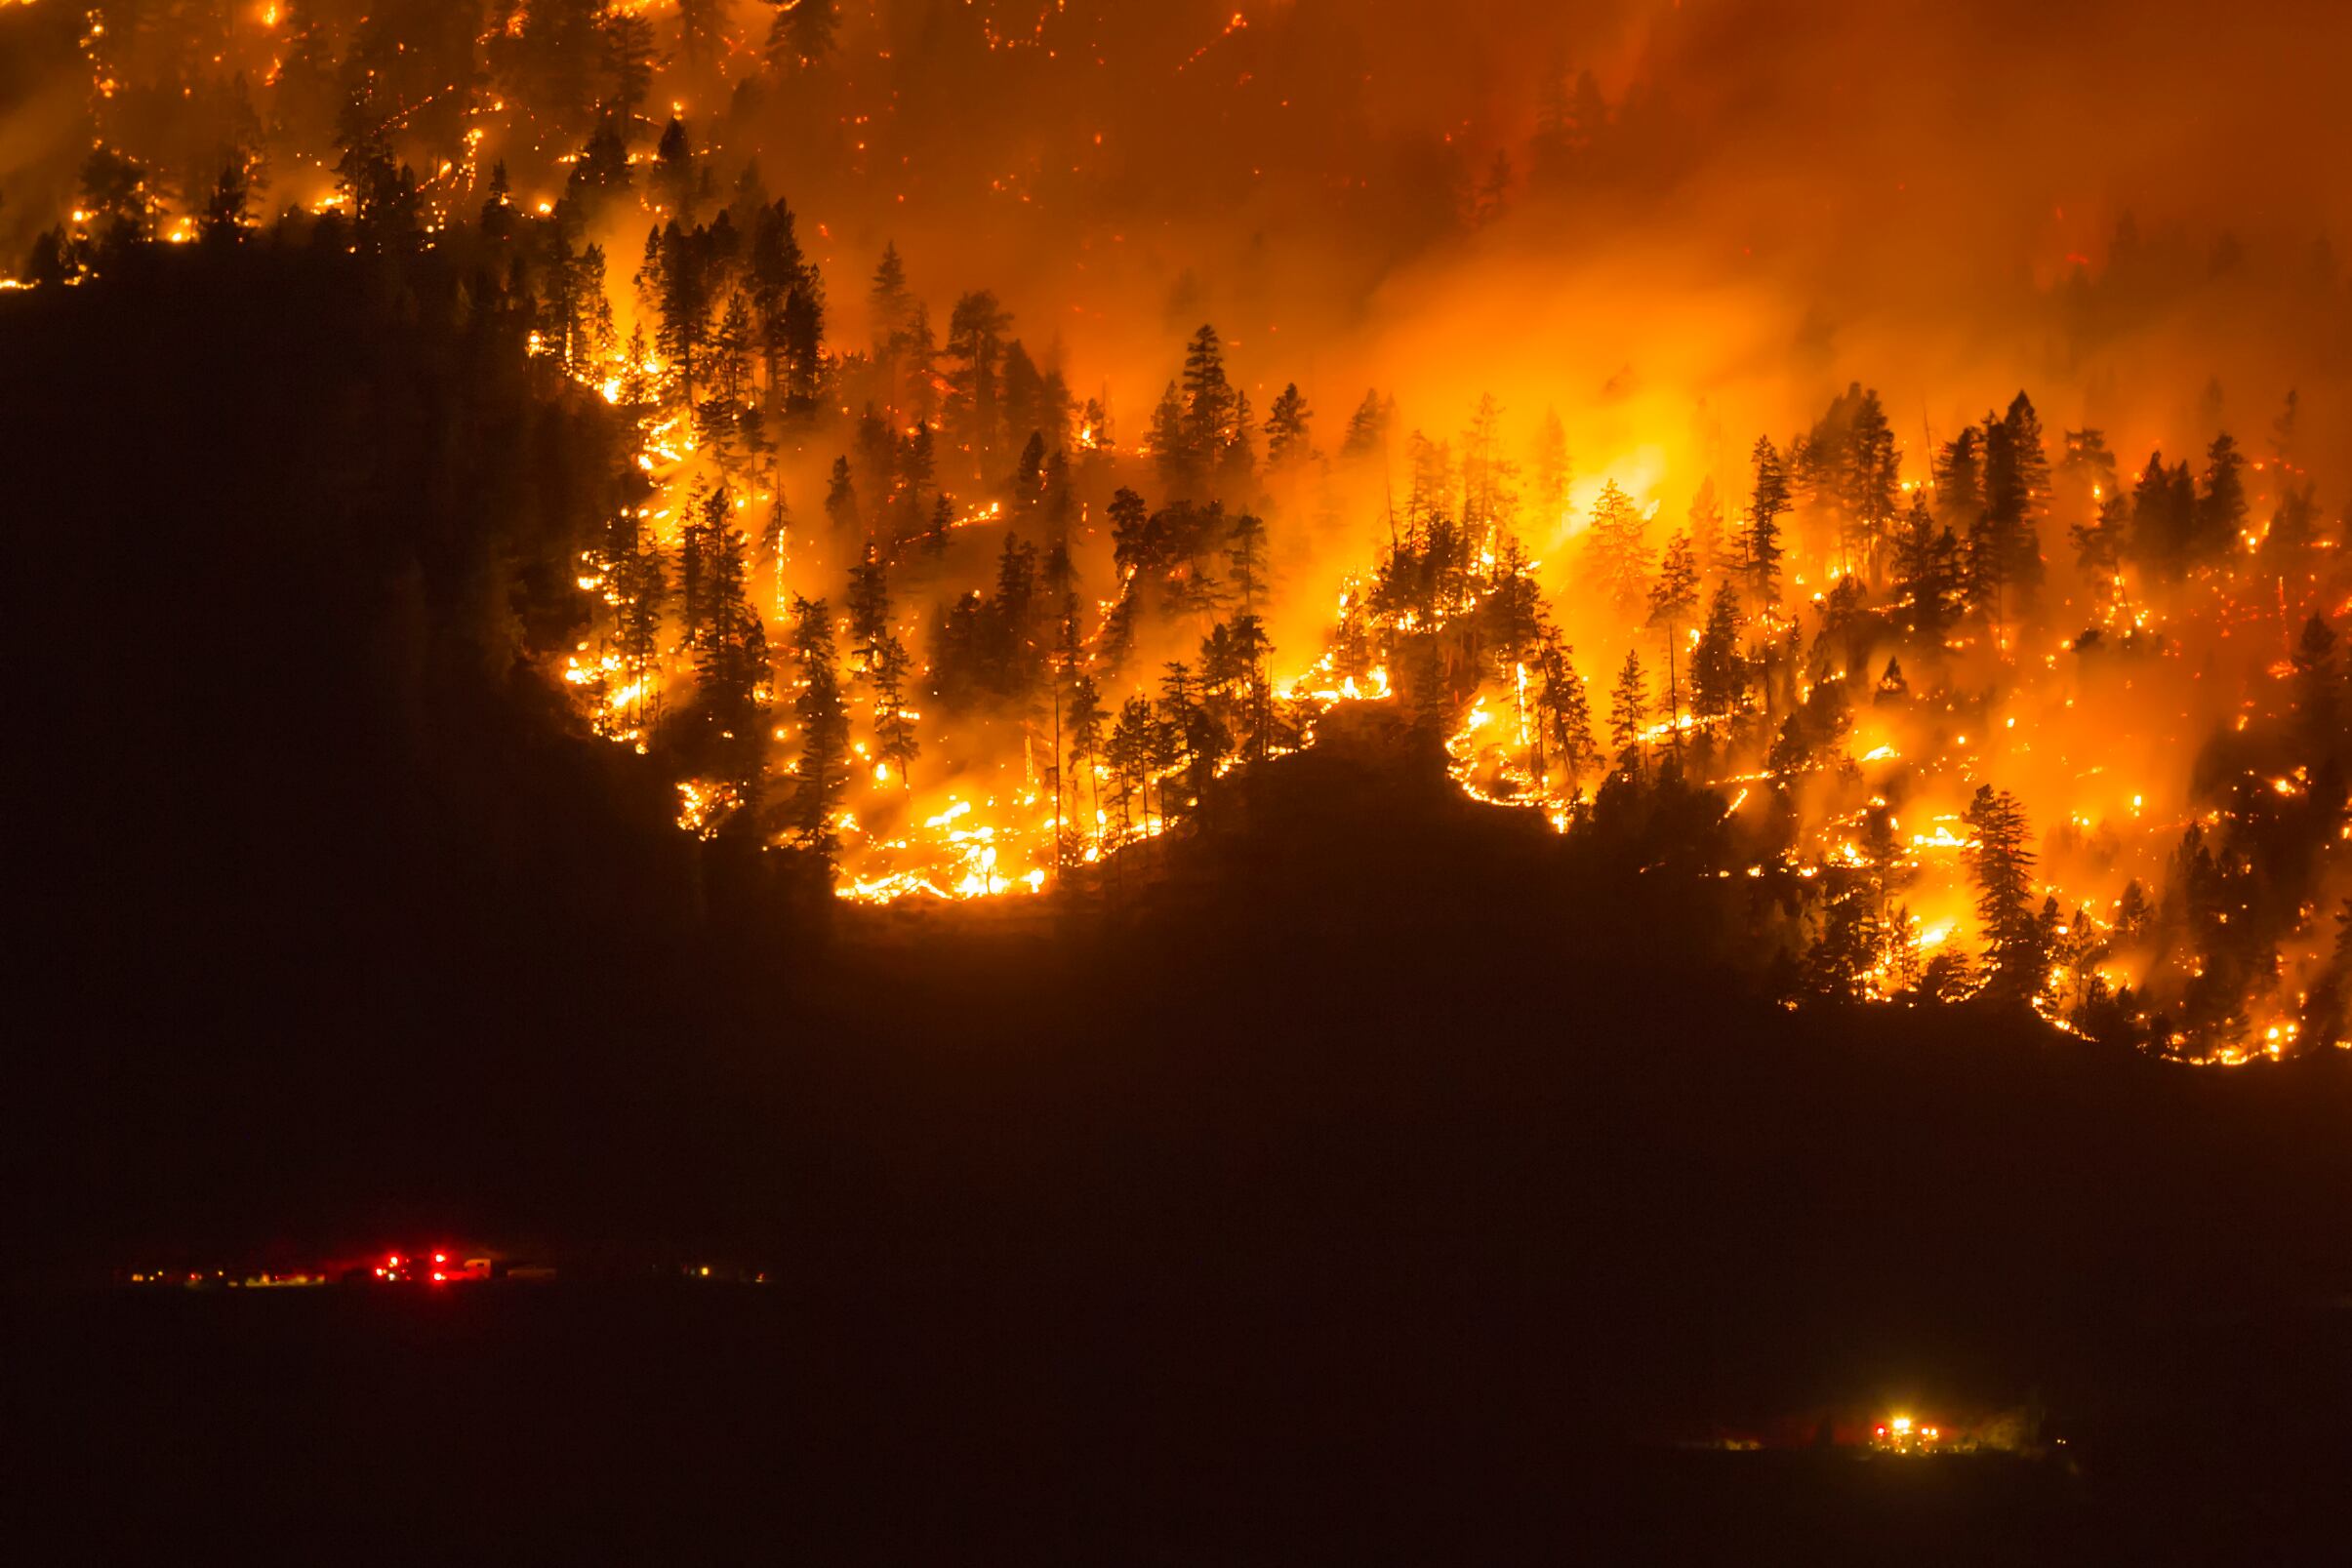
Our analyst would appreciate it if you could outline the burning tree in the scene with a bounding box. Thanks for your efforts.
[1645,532,1701,747]
[1585,480,1651,616]
[1963,786,2046,1006]
[1743,437,1790,610]
[1608,651,1650,780]
[789,596,851,866]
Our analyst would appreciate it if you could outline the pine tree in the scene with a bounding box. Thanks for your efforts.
[1042,449,1075,545]
[1148,382,1190,498]
[945,290,1013,467]
[1179,324,1237,495]
[869,241,914,408]
[580,244,619,364]
[699,290,760,471]
[1842,388,1899,583]
[869,241,913,351]
[1458,393,1515,538]
[2195,430,2248,558]
[1107,487,1153,583]
[1480,537,1549,775]
[871,633,918,787]
[1265,383,1314,465]
[1963,784,2044,1003]
[677,0,724,72]
[600,10,657,130]
[825,456,860,535]
[777,261,826,415]
[1012,431,1048,507]
[2060,427,2117,504]
[198,159,251,244]
[1532,66,1609,181]
[2163,455,2199,575]
[633,221,667,321]
[675,483,724,652]
[899,421,937,509]
[1690,581,1748,718]
[1933,425,1984,531]
[852,403,898,503]
[2131,450,2186,575]
[1223,387,1258,492]
[758,487,791,618]
[653,221,712,410]
[2004,391,2051,519]
[332,85,420,243]
[767,0,839,70]
[789,595,851,865]
[845,543,892,674]
[1608,649,1649,778]
[545,223,592,366]
[1893,492,1965,642]
[76,144,157,255]
[1226,512,1268,614]
[1197,623,1248,763]
[567,116,634,209]
[693,519,772,786]
[981,532,1043,704]
[1977,392,2048,616]
[1646,532,1701,744]
[1404,433,1455,532]
[652,116,698,219]
[1967,417,2014,642]
[1537,636,1598,794]
[1805,871,1880,1002]
[1745,436,1790,608]
[1340,389,1391,460]
[746,198,824,416]
[999,340,1045,460]
[2262,483,2322,564]
[613,513,669,733]
[1109,694,1158,837]
[1158,661,1221,814]
[1585,479,1651,614]
[1067,671,1106,846]
[2069,491,2131,609]
[2269,389,2300,466]
[2290,612,2340,750]
[479,160,515,242]
[902,303,939,427]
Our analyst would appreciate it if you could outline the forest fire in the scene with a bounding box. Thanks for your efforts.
[13,5,2352,1558]
[3,0,2346,1068]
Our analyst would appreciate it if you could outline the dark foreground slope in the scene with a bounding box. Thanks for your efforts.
[13,711,2351,1560]
[10,743,2351,1560]
[6,260,2349,1561]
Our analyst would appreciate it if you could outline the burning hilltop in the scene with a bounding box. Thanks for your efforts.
[2,2,2348,1064]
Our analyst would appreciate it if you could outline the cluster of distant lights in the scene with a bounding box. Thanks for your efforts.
[374,1250,464,1284]
[124,1251,476,1287]
[129,1254,750,1285]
